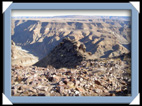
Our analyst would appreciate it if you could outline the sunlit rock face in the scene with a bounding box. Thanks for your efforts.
[11,40,39,66]
[11,16,131,60]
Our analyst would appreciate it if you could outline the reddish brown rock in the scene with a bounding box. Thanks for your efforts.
[95,80,102,86]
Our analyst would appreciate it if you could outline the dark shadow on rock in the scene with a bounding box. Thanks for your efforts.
[96,23,104,28]
[67,22,74,26]
[122,43,131,51]
[33,38,86,69]
[12,20,72,59]
[40,22,49,34]
[100,44,120,58]
[91,38,104,53]
[12,20,39,44]
[21,35,67,60]
[100,50,113,58]
[112,44,120,51]
[79,35,103,54]
[75,22,83,30]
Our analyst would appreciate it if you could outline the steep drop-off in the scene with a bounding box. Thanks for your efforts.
[11,17,131,60]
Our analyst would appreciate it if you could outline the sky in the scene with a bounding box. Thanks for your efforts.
[11,10,131,17]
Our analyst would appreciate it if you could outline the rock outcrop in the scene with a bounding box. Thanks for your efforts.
[34,38,91,68]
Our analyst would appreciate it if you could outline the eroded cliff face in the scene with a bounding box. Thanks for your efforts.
[11,17,131,61]
[11,40,39,66]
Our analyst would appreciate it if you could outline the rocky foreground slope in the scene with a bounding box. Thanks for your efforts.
[11,55,131,96]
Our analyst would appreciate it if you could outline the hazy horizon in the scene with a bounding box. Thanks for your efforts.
[12,10,131,17]
[12,15,131,18]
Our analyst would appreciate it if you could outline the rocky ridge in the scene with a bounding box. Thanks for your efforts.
[34,38,129,68]
[34,37,93,68]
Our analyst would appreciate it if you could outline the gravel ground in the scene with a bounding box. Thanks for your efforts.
[11,58,131,96]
